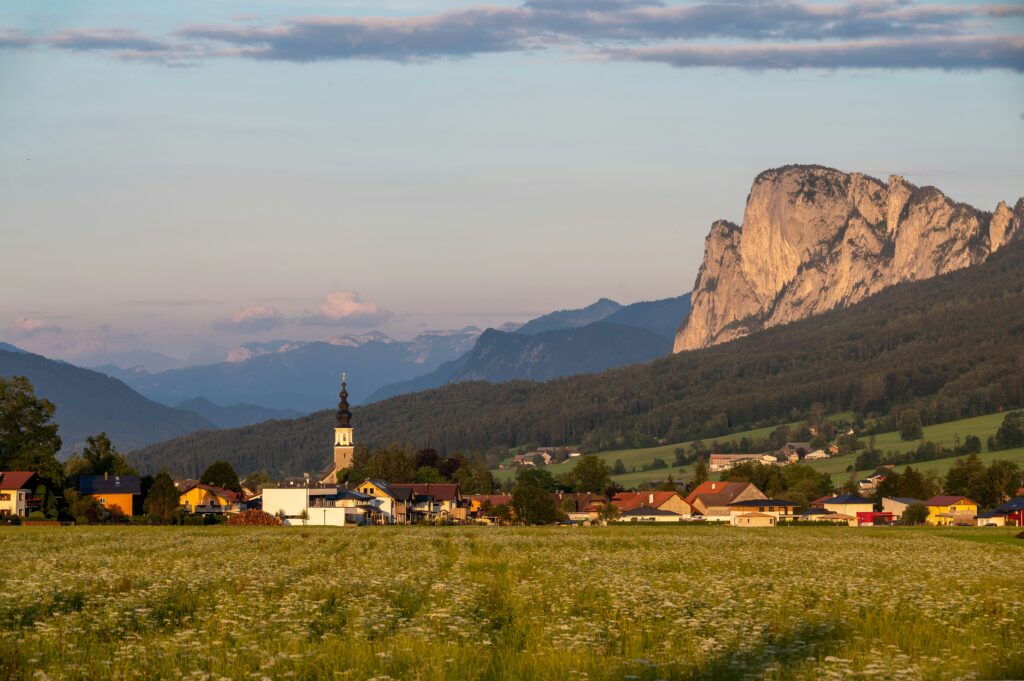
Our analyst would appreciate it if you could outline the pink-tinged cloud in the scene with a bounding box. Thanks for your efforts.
[213,304,286,333]
[318,291,385,320]
[0,27,31,48]
[9,316,63,338]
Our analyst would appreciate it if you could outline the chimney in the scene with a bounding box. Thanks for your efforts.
[648,493,654,504]
[104,471,109,481]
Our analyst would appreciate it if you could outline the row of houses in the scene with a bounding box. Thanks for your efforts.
[261,479,465,526]
[707,442,833,472]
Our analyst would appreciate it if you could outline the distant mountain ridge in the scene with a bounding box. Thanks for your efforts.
[365,294,690,402]
[0,348,214,456]
[128,238,1024,478]
[676,165,1024,351]
[176,397,302,429]
[117,327,482,412]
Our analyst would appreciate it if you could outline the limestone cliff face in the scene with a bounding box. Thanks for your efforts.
[674,165,1023,352]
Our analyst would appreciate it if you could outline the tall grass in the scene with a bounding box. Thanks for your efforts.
[1,525,1022,679]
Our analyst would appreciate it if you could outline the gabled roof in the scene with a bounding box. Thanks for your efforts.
[359,479,413,500]
[0,471,36,491]
[79,475,141,495]
[390,483,460,502]
[178,482,240,503]
[925,495,977,507]
[685,481,757,507]
[611,491,683,512]
[823,493,873,505]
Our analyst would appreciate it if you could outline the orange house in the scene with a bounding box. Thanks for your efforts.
[80,474,141,516]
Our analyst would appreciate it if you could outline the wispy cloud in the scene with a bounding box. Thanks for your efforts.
[8,316,63,338]
[10,1,1024,70]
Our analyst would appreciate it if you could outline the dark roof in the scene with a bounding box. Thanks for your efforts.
[801,508,832,516]
[0,471,36,490]
[994,497,1024,513]
[390,483,460,502]
[80,475,141,495]
[924,495,977,507]
[620,507,682,517]
[730,499,797,507]
[885,497,923,505]
[824,493,873,505]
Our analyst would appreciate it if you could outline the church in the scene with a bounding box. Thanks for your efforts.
[318,374,355,484]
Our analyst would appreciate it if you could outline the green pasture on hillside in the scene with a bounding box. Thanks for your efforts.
[2,525,1022,680]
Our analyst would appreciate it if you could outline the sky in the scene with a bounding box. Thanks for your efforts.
[1,0,1022,369]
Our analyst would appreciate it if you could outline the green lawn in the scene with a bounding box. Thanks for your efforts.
[2,525,1022,680]
[496,410,1019,488]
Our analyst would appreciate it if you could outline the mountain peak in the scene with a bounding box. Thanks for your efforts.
[675,166,1024,352]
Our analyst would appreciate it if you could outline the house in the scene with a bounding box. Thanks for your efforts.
[924,496,978,526]
[993,497,1024,526]
[354,479,413,524]
[390,483,464,523]
[466,494,513,523]
[779,442,813,459]
[804,449,829,461]
[708,454,765,472]
[857,473,886,494]
[0,471,38,518]
[612,491,691,518]
[178,482,243,514]
[881,497,922,520]
[685,481,766,520]
[822,493,873,518]
[618,507,686,523]
[262,484,380,526]
[80,474,140,516]
[727,498,799,525]
[733,512,776,527]
[975,512,1006,527]
[808,495,833,509]
[856,511,894,526]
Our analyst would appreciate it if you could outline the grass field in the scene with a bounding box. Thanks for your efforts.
[2,525,1023,680]
[497,411,1021,488]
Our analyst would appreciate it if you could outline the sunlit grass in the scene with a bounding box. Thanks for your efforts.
[2,525,1022,680]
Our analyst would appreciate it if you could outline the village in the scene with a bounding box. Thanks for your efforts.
[2,377,1021,530]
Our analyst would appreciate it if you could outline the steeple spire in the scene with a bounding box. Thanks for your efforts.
[336,373,352,427]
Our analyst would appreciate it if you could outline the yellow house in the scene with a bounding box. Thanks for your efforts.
[80,475,140,516]
[924,495,978,526]
[178,482,241,514]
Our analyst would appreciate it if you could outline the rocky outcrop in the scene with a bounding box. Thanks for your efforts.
[675,165,1023,352]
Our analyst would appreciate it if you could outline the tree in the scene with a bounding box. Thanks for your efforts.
[691,459,709,487]
[657,474,677,492]
[596,501,620,524]
[780,464,833,509]
[415,466,443,483]
[896,409,923,441]
[612,459,627,475]
[994,411,1024,451]
[200,461,242,493]
[0,377,63,484]
[571,455,611,493]
[945,453,985,497]
[367,446,416,483]
[982,460,1021,507]
[901,503,929,525]
[511,485,561,525]
[145,471,181,522]
[242,470,271,491]
[516,467,558,492]
[65,490,103,524]
[559,496,577,513]
[961,435,982,455]
[724,462,783,497]
[82,433,136,477]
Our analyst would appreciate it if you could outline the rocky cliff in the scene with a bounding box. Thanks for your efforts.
[674,165,1024,352]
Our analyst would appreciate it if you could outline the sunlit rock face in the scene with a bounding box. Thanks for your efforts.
[674,165,1023,352]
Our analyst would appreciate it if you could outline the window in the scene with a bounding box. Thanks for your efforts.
[0,493,9,501]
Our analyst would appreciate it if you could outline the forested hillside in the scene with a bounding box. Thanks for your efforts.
[129,239,1024,477]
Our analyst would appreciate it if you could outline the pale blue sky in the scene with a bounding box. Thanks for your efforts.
[1,0,1022,368]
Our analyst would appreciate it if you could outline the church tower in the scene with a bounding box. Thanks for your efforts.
[333,373,355,471]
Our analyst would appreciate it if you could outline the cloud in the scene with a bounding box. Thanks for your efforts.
[0,27,31,48]
[9,316,63,338]
[7,1,1024,70]
[608,35,1024,71]
[308,291,392,326]
[213,305,287,333]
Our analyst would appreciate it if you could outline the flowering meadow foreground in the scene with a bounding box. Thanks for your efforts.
[1,526,1022,680]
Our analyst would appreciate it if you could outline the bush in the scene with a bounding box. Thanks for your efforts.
[227,509,282,526]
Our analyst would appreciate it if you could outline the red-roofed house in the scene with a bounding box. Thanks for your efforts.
[685,481,766,521]
[390,483,465,522]
[0,471,38,517]
[612,491,691,519]
[177,481,243,514]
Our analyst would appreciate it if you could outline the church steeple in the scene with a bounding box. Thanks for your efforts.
[336,373,352,427]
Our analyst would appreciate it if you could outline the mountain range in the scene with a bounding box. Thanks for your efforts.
[676,165,1024,351]
[126,235,1024,477]
[0,347,215,456]
[367,294,690,402]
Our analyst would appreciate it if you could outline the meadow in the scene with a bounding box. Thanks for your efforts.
[2,525,1023,680]
[494,411,1024,487]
